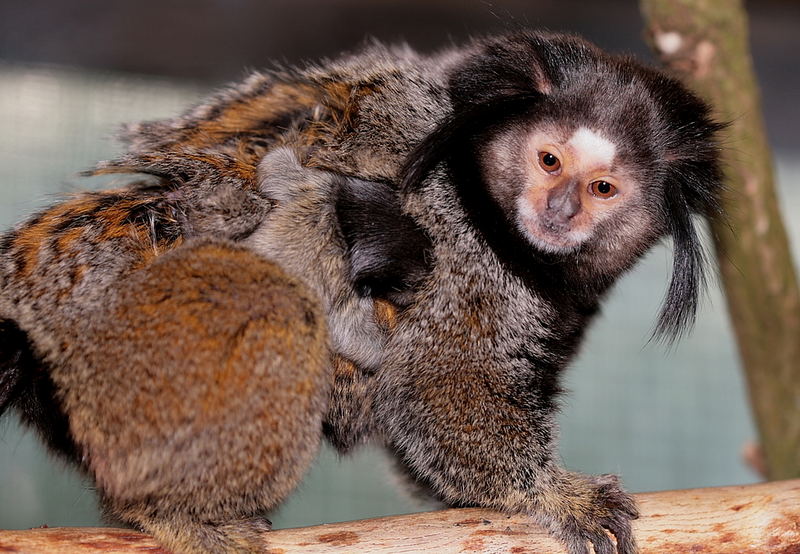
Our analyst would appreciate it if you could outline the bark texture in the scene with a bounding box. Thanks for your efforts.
[641,0,800,480]
[1,480,798,553]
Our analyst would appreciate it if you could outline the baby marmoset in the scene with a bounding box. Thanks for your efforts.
[0,31,723,554]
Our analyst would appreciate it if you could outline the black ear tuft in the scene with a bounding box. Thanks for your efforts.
[649,81,726,343]
[652,189,707,343]
[652,147,725,343]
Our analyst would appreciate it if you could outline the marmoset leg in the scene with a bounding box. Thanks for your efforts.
[58,238,329,553]
[376,359,637,554]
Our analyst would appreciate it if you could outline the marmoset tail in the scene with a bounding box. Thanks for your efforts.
[0,30,722,554]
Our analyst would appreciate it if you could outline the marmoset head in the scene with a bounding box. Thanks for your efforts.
[402,31,724,341]
[483,122,646,258]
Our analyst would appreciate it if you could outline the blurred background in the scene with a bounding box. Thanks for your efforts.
[1,0,798,531]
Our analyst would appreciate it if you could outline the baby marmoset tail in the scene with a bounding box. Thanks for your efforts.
[0,31,723,554]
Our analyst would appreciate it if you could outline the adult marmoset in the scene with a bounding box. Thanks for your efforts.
[0,31,723,554]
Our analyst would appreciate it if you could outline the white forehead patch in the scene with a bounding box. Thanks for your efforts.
[567,127,616,168]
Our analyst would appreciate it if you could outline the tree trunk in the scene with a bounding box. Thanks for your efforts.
[640,0,800,480]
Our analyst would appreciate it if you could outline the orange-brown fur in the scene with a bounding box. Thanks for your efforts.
[58,241,329,553]
[1,32,724,554]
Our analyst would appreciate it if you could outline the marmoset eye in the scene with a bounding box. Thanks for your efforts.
[538,152,561,172]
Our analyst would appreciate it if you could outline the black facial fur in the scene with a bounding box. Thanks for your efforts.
[402,32,724,341]
[401,91,608,322]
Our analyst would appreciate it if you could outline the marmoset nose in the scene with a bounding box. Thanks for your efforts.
[546,181,581,220]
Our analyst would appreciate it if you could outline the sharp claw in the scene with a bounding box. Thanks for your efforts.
[541,473,639,554]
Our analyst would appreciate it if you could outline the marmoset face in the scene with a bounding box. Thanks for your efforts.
[482,121,657,261]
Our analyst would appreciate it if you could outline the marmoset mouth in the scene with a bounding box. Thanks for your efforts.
[518,215,587,254]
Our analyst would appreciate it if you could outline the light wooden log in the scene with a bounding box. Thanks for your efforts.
[1,479,798,552]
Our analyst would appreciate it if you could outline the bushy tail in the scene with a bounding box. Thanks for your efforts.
[0,319,28,417]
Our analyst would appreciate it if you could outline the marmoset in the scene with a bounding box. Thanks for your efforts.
[0,31,723,554]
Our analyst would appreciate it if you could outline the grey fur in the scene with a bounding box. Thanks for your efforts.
[249,148,387,371]
[0,30,724,554]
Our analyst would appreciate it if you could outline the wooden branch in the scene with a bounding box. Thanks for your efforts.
[640,0,800,480]
[1,480,798,553]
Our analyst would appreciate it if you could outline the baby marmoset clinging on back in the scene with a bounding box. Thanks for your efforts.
[0,31,723,554]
